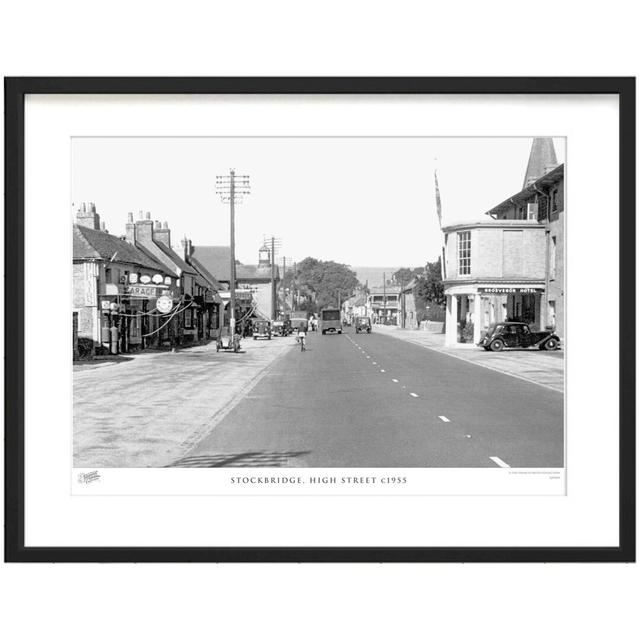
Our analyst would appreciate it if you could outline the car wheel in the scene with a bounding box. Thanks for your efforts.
[543,338,558,350]
[489,339,504,352]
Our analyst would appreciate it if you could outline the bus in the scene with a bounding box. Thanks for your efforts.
[320,308,342,335]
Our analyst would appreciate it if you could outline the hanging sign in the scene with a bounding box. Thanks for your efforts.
[156,295,173,313]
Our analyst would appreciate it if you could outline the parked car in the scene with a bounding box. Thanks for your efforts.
[354,317,372,334]
[478,322,560,352]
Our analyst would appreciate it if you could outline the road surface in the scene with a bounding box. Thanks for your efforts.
[174,328,564,468]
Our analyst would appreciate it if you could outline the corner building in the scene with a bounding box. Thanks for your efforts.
[442,138,564,346]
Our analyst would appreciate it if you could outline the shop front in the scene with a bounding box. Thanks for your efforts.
[98,280,181,353]
[444,283,545,347]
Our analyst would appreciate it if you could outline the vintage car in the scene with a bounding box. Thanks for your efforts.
[478,322,560,352]
[252,319,272,340]
[354,317,372,334]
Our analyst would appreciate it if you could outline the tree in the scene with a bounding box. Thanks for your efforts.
[393,266,425,286]
[414,257,445,307]
[291,257,359,312]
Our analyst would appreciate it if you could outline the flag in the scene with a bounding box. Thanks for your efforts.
[434,169,443,229]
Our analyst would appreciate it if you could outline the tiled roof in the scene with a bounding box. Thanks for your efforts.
[155,241,197,275]
[189,255,223,290]
[191,246,232,281]
[369,285,401,295]
[484,164,564,219]
[191,245,279,282]
[73,225,168,272]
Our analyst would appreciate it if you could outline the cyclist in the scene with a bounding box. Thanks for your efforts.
[298,320,307,351]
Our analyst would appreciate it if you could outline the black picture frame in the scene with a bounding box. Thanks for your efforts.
[4,77,635,563]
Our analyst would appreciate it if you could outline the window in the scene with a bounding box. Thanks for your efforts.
[517,205,527,220]
[551,187,559,213]
[550,236,557,280]
[457,231,471,275]
[104,267,112,283]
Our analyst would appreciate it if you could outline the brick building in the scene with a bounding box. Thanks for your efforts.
[399,278,419,329]
[124,212,222,345]
[442,138,564,346]
[73,204,178,355]
[191,243,280,321]
[367,284,401,324]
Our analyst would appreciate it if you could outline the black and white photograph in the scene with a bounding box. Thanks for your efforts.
[72,136,566,476]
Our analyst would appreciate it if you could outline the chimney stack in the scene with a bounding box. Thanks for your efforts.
[134,210,154,245]
[75,201,101,230]
[153,219,171,248]
[125,212,137,245]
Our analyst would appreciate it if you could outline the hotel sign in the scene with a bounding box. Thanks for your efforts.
[479,287,542,294]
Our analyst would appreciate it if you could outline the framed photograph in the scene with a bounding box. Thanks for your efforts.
[5,77,635,562]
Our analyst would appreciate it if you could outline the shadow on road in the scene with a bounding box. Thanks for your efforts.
[168,450,311,467]
[73,355,135,366]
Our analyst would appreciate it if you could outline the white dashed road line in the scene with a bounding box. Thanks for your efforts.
[438,416,450,422]
[380,369,385,373]
[490,456,510,468]
[409,392,419,398]
[392,379,398,383]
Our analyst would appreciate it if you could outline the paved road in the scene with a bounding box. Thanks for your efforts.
[176,328,564,468]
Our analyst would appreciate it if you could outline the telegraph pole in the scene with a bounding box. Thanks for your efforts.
[216,170,250,340]
[271,236,276,320]
[383,272,387,324]
[263,235,282,321]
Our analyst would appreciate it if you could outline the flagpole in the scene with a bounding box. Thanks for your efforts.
[434,166,446,281]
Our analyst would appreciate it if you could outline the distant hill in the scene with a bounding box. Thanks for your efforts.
[352,267,400,288]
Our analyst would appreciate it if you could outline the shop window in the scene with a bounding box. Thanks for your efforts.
[457,231,471,275]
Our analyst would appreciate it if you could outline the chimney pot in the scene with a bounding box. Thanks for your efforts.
[163,221,169,229]
[154,220,162,230]
[127,212,134,223]
[146,212,151,220]
[81,202,86,213]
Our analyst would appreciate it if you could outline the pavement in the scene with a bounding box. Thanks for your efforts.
[73,337,290,467]
[371,324,564,392]
[74,326,565,469]
[174,328,564,468]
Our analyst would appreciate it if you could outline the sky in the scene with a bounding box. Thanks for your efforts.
[72,137,565,271]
